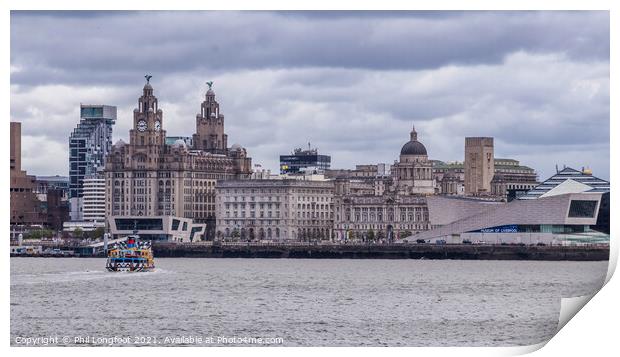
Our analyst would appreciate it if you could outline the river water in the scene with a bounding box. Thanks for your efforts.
[10,258,608,347]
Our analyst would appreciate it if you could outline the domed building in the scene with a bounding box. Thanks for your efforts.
[331,123,436,243]
[392,125,435,195]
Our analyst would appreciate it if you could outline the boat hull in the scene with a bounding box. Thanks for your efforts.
[106,259,154,272]
[106,235,155,272]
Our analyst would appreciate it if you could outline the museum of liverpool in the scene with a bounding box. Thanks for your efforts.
[405,168,610,246]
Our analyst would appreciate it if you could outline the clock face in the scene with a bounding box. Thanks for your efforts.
[154,120,161,131]
[137,120,147,132]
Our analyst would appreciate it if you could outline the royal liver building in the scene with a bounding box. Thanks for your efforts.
[105,77,252,239]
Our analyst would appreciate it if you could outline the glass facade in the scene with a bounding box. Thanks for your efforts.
[69,105,116,199]
[470,224,591,234]
[115,218,164,231]
[280,152,331,174]
[568,200,598,218]
[80,106,104,118]
[190,227,202,242]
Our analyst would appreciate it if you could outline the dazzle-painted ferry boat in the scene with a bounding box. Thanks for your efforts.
[106,236,155,272]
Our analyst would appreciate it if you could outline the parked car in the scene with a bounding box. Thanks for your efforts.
[536,242,547,246]
[416,239,427,244]
[462,239,472,244]
[435,239,447,245]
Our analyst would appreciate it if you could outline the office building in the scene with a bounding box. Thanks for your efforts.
[215,179,334,241]
[69,104,116,220]
[82,174,106,224]
[35,175,70,198]
[280,145,331,174]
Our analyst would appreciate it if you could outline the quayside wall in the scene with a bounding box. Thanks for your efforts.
[151,243,609,261]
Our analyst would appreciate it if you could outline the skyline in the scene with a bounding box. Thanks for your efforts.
[10,11,610,180]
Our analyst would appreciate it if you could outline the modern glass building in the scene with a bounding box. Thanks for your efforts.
[280,146,331,174]
[108,216,206,242]
[69,105,116,220]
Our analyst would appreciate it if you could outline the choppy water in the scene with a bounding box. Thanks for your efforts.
[10,258,608,347]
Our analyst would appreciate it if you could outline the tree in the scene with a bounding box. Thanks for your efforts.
[89,227,105,240]
[231,229,240,240]
[72,227,84,239]
[377,230,385,242]
[25,228,53,240]
[366,230,375,242]
[400,230,412,239]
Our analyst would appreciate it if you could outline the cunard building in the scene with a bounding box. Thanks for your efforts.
[105,77,252,241]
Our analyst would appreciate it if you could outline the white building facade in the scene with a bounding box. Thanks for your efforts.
[215,179,334,241]
[82,174,106,223]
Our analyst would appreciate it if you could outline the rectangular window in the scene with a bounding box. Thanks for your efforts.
[568,200,598,218]
[115,218,163,231]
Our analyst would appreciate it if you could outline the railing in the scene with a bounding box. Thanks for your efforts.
[11,239,609,250]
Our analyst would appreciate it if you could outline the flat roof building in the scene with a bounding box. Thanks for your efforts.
[82,174,106,224]
[280,145,331,174]
[215,179,334,242]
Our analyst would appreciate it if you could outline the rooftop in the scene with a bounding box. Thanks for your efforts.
[519,167,609,200]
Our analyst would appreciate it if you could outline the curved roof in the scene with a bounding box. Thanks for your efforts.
[400,140,427,156]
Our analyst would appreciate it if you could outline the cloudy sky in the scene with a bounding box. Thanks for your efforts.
[10,11,610,180]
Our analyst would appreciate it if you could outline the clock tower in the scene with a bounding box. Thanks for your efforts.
[192,82,228,154]
[130,75,166,151]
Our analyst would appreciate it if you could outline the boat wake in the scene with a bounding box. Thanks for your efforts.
[11,269,156,286]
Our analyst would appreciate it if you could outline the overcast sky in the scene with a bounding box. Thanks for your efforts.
[10,11,610,180]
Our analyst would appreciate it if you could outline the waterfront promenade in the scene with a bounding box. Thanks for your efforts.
[11,240,610,261]
[152,241,609,260]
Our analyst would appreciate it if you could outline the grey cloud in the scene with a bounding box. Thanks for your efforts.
[11,11,609,88]
[10,11,610,181]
